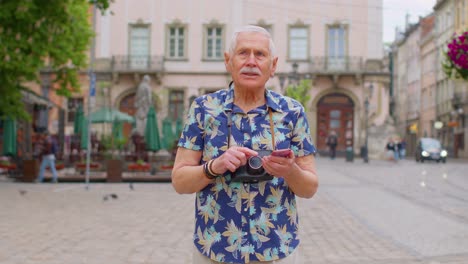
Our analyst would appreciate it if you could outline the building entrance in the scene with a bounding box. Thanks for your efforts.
[119,93,136,138]
[316,93,354,154]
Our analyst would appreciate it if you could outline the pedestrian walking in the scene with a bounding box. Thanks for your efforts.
[326,130,338,159]
[171,25,318,263]
[398,138,406,160]
[36,132,59,183]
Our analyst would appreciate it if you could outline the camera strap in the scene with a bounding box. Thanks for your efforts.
[227,107,275,150]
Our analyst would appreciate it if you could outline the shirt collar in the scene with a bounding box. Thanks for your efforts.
[222,83,282,113]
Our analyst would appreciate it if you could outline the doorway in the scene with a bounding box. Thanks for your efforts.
[316,93,354,154]
[119,93,136,138]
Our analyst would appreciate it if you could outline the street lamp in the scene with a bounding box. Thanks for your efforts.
[363,97,369,163]
[279,62,299,93]
[362,83,373,163]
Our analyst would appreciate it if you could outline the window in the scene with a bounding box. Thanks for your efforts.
[327,25,347,70]
[205,26,223,59]
[67,97,83,123]
[167,26,186,59]
[289,27,308,60]
[168,90,185,120]
[129,25,150,69]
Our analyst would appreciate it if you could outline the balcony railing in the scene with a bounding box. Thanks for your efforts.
[308,56,386,74]
[94,55,164,72]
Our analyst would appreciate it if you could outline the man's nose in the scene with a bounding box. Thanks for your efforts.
[246,52,256,65]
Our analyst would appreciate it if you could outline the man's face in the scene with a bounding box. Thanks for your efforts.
[224,32,278,90]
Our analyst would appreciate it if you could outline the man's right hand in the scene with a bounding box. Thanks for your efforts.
[211,147,258,174]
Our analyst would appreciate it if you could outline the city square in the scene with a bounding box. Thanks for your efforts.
[1,157,468,264]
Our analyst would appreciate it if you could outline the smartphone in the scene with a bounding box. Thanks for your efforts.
[271,149,292,157]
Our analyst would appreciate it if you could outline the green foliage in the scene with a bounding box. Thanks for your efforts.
[0,0,111,120]
[284,79,312,111]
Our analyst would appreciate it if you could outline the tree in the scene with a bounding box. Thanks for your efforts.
[284,79,312,111]
[0,0,111,120]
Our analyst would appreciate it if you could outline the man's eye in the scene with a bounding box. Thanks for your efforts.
[256,52,265,57]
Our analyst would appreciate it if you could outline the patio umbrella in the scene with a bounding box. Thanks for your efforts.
[73,104,84,135]
[175,117,183,140]
[80,118,88,150]
[162,117,175,150]
[2,117,17,156]
[144,106,161,151]
[112,121,124,141]
[88,107,135,124]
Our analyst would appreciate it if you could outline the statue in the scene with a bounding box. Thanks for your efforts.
[134,75,153,135]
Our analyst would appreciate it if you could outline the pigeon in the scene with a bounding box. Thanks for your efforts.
[103,195,109,201]
[19,190,27,196]
[129,182,134,191]
[110,193,118,199]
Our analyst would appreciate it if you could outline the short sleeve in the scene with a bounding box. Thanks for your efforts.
[290,105,316,156]
[177,98,205,151]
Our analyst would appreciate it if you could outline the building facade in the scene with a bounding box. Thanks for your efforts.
[390,0,468,159]
[62,0,390,156]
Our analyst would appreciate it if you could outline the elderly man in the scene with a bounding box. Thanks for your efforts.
[172,25,318,264]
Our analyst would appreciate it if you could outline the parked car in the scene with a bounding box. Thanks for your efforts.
[415,137,447,163]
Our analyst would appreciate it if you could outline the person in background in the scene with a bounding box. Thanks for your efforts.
[325,130,338,159]
[398,138,406,160]
[171,25,318,264]
[386,137,399,162]
[36,132,59,183]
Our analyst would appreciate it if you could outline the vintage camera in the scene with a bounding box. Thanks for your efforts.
[231,150,273,183]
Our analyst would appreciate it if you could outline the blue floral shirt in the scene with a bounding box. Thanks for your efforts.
[178,86,316,263]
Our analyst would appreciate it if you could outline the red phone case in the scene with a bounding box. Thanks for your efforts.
[271,149,292,157]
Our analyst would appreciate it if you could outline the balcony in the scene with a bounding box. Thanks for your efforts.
[94,55,164,73]
[308,56,386,74]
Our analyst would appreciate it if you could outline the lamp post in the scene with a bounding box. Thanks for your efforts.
[363,97,369,163]
[279,62,299,93]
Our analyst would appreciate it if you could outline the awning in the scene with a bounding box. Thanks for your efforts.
[21,89,61,109]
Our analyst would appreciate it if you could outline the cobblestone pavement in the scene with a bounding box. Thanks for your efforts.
[0,158,467,264]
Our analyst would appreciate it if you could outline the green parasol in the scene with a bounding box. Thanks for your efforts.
[80,118,88,150]
[162,117,175,150]
[144,106,161,151]
[2,117,17,156]
[73,104,84,135]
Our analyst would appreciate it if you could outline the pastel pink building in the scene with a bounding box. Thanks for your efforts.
[72,0,390,156]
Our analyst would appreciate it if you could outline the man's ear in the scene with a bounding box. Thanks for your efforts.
[224,52,232,73]
[270,57,279,77]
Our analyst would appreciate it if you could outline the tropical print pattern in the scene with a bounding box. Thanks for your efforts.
[178,86,316,263]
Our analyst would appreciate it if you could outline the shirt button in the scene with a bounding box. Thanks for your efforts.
[244,207,248,212]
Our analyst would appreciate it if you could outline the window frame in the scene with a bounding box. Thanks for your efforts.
[66,97,84,124]
[168,89,186,120]
[203,24,225,61]
[166,23,188,60]
[288,25,309,62]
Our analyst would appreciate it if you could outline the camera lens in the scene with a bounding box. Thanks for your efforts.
[248,156,263,170]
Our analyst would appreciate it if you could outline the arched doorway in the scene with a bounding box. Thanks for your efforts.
[316,93,354,155]
[119,93,136,138]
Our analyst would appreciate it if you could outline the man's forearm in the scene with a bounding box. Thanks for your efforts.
[172,165,213,194]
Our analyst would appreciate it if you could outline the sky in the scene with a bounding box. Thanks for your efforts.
[383,0,436,43]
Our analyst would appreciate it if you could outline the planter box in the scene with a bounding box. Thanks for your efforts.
[106,159,122,182]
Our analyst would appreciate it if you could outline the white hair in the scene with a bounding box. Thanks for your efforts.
[228,25,276,58]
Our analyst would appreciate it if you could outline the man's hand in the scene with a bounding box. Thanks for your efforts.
[261,150,294,178]
[211,147,258,174]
